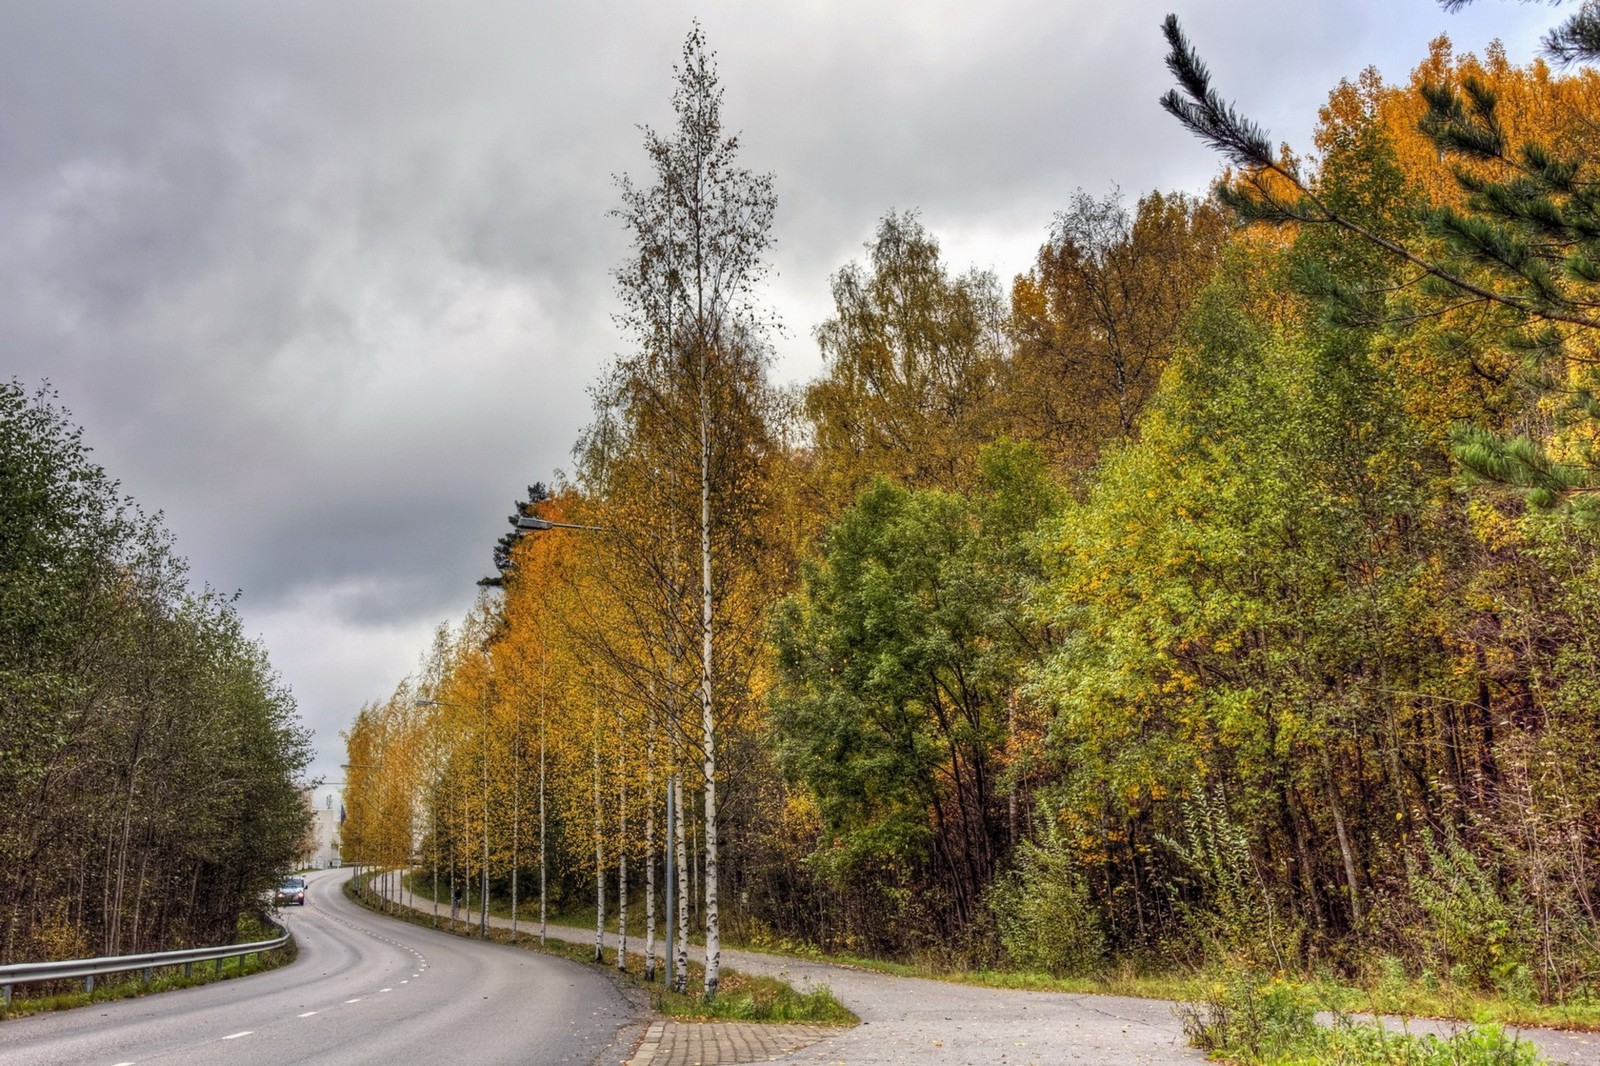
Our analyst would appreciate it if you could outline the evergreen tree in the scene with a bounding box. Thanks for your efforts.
[1160,13,1600,522]
[481,483,551,588]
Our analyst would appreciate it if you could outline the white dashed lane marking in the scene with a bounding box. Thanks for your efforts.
[298,1011,318,1017]
[345,998,362,1004]
[221,1031,253,1040]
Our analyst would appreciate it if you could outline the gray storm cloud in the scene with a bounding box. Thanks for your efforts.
[0,0,1559,787]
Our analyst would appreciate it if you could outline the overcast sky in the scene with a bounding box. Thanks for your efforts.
[5,0,1566,799]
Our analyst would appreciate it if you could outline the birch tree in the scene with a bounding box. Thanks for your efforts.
[607,24,779,998]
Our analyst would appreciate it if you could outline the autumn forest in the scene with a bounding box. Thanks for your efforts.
[341,17,1600,1009]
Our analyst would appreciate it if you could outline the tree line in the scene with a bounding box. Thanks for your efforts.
[0,382,312,965]
[345,15,1600,1003]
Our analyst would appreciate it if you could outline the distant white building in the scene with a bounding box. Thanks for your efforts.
[299,789,343,869]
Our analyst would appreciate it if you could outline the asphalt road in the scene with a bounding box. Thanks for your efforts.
[375,879,1209,1066]
[0,868,642,1066]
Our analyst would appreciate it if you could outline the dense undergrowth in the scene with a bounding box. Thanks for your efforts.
[394,869,1600,1035]
[1182,969,1549,1065]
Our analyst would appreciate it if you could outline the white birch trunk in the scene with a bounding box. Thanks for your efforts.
[617,707,628,972]
[644,707,657,982]
[674,771,689,993]
[699,337,721,999]
[594,708,605,963]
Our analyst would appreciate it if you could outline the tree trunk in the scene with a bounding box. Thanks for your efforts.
[645,706,657,981]
[674,771,689,993]
[594,708,605,964]
[617,710,629,972]
[1320,744,1364,926]
[699,349,722,999]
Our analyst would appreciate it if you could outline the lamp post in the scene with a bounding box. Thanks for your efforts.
[513,512,680,987]
[415,698,491,940]
[340,762,384,903]
[514,515,613,533]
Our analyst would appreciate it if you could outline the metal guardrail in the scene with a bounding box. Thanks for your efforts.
[0,919,289,1006]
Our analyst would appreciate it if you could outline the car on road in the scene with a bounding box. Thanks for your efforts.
[275,875,307,906]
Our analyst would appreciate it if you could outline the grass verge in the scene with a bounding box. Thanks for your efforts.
[346,874,854,1026]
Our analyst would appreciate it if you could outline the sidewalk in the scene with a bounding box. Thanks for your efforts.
[370,880,1600,1066]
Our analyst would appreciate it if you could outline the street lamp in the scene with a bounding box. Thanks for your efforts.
[339,762,385,901]
[514,515,614,533]
[416,697,493,940]
[515,514,680,988]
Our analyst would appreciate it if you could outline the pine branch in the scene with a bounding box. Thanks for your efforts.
[1544,1,1600,64]
[1162,12,1600,331]
[1158,15,1276,171]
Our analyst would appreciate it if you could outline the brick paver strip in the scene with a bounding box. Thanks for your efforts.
[628,1021,842,1066]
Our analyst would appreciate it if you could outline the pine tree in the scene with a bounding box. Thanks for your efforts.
[1441,0,1600,65]
[1160,13,1600,523]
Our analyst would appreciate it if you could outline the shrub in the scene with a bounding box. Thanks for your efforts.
[1181,969,1319,1063]
[1182,969,1548,1065]
[1161,786,1298,968]
[991,818,1105,975]
[1407,833,1534,998]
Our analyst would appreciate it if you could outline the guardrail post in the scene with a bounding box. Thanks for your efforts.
[215,957,223,977]
[3,983,11,1006]
[142,966,153,985]
[184,962,192,978]
[85,974,94,994]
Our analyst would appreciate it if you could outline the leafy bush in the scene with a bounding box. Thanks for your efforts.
[991,818,1105,975]
[1407,833,1534,998]
[1162,786,1297,968]
[1182,969,1320,1062]
[1183,968,1547,1065]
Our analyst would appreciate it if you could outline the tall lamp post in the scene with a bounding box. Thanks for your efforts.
[512,512,680,987]
[415,698,492,940]
[339,763,383,901]
[519,518,615,951]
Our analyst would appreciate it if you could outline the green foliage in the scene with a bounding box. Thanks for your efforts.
[1182,969,1322,1063]
[1030,234,1455,946]
[770,442,1058,947]
[0,381,311,963]
[652,975,854,1025]
[1184,970,1547,1065]
[991,817,1105,975]
[1166,14,1600,521]
[1406,834,1535,999]
[1162,786,1292,968]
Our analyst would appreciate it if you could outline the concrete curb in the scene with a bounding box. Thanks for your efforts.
[628,1020,666,1065]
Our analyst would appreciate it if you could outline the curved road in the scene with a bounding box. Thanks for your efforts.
[0,869,641,1066]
